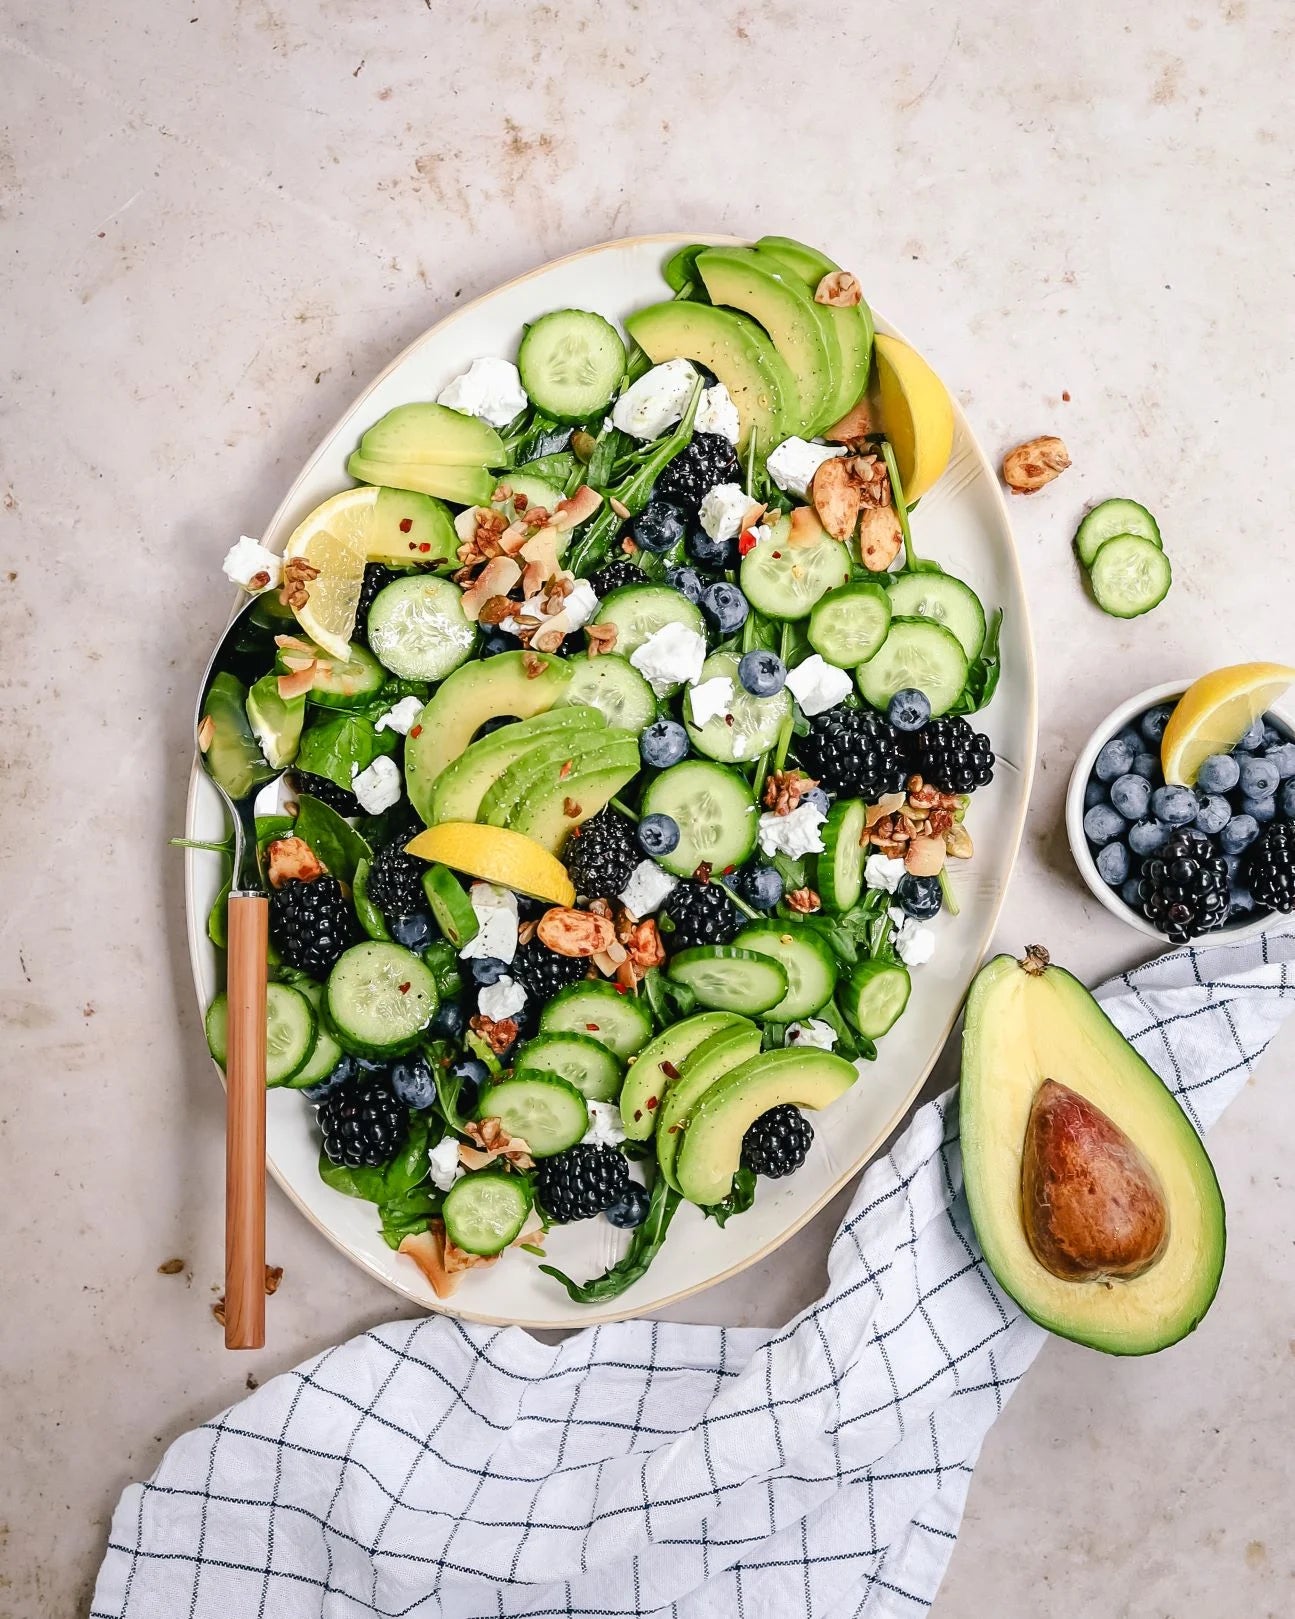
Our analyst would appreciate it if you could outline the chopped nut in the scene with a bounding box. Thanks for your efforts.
[524,507,550,529]
[1002,435,1071,494]
[905,835,947,876]
[865,792,907,827]
[825,398,876,443]
[786,886,822,914]
[906,774,940,809]
[741,499,768,531]
[517,918,538,947]
[857,505,903,572]
[522,651,547,679]
[537,906,616,957]
[212,1299,226,1327]
[469,1013,519,1055]
[585,622,618,656]
[157,1257,185,1275]
[563,797,582,818]
[847,453,890,509]
[267,837,326,888]
[248,569,272,592]
[461,556,522,621]
[196,715,216,752]
[945,822,974,859]
[762,769,818,816]
[592,942,629,977]
[615,956,643,991]
[815,269,862,307]
[625,919,666,970]
[609,496,631,520]
[927,806,955,841]
[461,1116,534,1170]
[571,429,597,461]
[277,556,320,610]
[264,1265,283,1295]
[477,594,516,626]
[533,627,566,654]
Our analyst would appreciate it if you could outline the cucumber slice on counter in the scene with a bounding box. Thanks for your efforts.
[1074,498,1162,570]
[1088,535,1172,619]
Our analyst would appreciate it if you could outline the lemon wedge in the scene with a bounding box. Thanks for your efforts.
[283,487,377,660]
[873,334,954,503]
[1161,662,1295,786]
[403,822,576,906]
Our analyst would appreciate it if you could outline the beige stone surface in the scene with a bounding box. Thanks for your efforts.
[2,2,1294,1614]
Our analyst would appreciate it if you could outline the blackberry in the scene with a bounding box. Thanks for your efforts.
[269,877,358,978]
[661,881,743,951]
[536,1144,629,1223]
[366,841,429,924]
[913,717,996,795]
[1138,829,1230,943]
[513,937,589,1002]
[1247,818,1295,913]
[654,432,741,511]
[563,806,639,898]
[293,770,361,816]
[317,1075,408,1168]
[589,560,648,599]
[794,706,906,800]
[357,563,398,634]
[741,1105,813,1178]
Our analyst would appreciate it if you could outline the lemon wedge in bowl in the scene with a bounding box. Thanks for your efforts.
[1161,662,1295,786]
[873,334,954,503]
[404,822,576,906]
[282,486,377,660]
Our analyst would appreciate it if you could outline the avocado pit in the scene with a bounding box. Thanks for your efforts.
[1021,1078,1169,1282]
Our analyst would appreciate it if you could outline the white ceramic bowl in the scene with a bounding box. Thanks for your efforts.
[1065,680,1293,944]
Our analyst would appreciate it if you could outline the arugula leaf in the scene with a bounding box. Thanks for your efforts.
[705,1165,756,1228]
[431,1052,473,1132]
[947,609,1003,715]
[294,793,372,885]
[539,1168,681,1304]
[318,1112,433,1205]
[641,967,697,1029]
[377,1182,444,1249]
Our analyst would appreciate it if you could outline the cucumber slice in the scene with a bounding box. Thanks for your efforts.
[442,1172,532,1256]
[819,799,867,913]
[476,1075,589,1158]
[1074,498,1162,569]
[365,577,476,682]
[204,983,317,1086]
[421,864,478,950]
[684,650,790,764]
[517,309,627,422]
[352,856,393,942]
[807,583,892,669]
[305,642,387,708]
[740,523,852,621]
[731,922,838,1021]
[666,946,789,1016]
[539,981,655,1061]
[513,1032,623,1103]
[283,982,345,1089]
[639,759,759,878]
[839,958,911,1038]
[591,584,705,660]
[1088,535,1172,619]
[886,571,987,661]
[325,941,438,1056]
[619,1011,744,1139]
[492,472,564,528]
[655,1021,763,1189]
[559,654,658,734]
[856,618,969,717]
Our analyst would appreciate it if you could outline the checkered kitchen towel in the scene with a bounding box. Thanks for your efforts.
[94,927,1295,1619]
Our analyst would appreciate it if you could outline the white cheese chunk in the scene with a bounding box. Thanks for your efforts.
[428,1135,465,1193]
[889,908,937,966]
[611,359,699,440]
[436,356,528,429]
[785,654,854,717]
[766,437,847,499]
[350,756,402,815]
[478,975,527,1022]
[582,1099,627,1149]
[758,802,828,858]
[786,1019,838,1051]
[695,383,740,444]
[629,622,707,696]
[459,882,520,964]
[619,859,679,920]
[222,535,282,594]
[698,482,750,543]
[687,675,734,729]
[374,695,425,736]
[864,854,908,894]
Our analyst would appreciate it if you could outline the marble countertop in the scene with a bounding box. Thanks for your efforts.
[3,3,1293,1613]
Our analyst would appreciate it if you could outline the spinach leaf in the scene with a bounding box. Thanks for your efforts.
[294,793,372,885]
[641,967,697,1029]
[430,1046,473,1132]
[517,451,577,486]
[295,710,394,794]
[207,861,232,949]
[705,1165,756,1228]
[318,1112,433,1205]
[540,1169,681,1304]
[947,609,1003,715]
[378,1182,444,1249]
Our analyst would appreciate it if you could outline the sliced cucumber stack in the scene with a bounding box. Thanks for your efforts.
[731,922,838,1021]
[856,617,969,717]
[685,650,789,764]
[477,1075,589,1158]
[539,981,654,1061]
[517,309,627,422]
[366,577,477,681]
[204,983,318,1087]
[808,582,892,668]
[281,983,344,1090]
[1073,497,1162,569]
[514,1032,623,1103]
[639,759,758,878]
[886,571,987,661]
[442,1173,532,1256]
[1073,498,1170,619]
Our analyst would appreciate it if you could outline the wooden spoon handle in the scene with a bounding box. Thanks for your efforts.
[224,894,268,1350]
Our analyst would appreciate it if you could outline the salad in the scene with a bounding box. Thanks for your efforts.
[195,234,1003,1304]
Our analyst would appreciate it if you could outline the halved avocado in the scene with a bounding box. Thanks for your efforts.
[674,1046,857,1206]
[624,301,795,452]
[509,745,641,853]
[427,708,607,825]
[696,246,839,435]
[756,235,875,426]
[404,651,572,821]
[347,453,496,509]
[369,488,458,566]
[353,401,505,466]
[656,1021,764,1189]
[960,947,1226,1356]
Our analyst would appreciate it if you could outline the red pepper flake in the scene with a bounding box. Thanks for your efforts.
[667,1123,681,1135]
[398,981,411,994]
[613,982,629,994]
[399,517,413,533]
[410,724,423,738]
[646,1095,659,1110]
[408,541,419,550]
[771,550,782,560]
[694,861,713,883]
[585,1023,600,1032]
[660,1061,679,1081]
[563,797,582,818]
[724,714,734,726]
[722,864,735,875]
[634,1109,643,1122]
[418,542,431,553]
[558,759,573,779]
[738,528,758,557]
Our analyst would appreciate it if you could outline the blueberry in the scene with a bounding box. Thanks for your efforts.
[802,787,830,814]
[739,865,784,911]
[637,812,680,858]
[1196,753,1240,795]
[303,1055,360,1102]
[896,873,942,920]
[1139,704,1175,746]
[1083,803,1126,846]
[431,998,466,1038]
[1237,717,1266,752]
[1132,751,1160,782]
[468,956,509,988]
[700,581,749,636]
[1149,784,1198,827]
[738,649,786,697]
[480,629,519,658]
[1264,742,1295,780]
[632,499,688,554]
[389,911,434,952]
[640,718,689,770]
[1095,736,1136,782]
[1108,773,1152,821]
[688,524,737,571]
[666,565,705,605]
[390,1055,437,1110]
[1128,818,1172,857]
[449,1055,489,1115]
[478,715,514,737]
[1238,755,1279,800]
[605,1183,651,1229]
[1120,875,1144,909]
[1193,792,1231,836]
[1241,794,1276,824]
[1263,724,1284,747]
[1219,814,1260,855]
[1281,779,1295,818]
[887,687,933,732]
[1095,840,1130,887]
[1084,778,1108,811]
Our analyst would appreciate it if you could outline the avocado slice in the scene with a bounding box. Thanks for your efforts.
[245,673,305,771]
[428,708,606,825]
[696,247,840,436]
[354,401,505,467]
[655,1021,764,1189]
[624,301,795,453]
[620,1011,745,1140]
[369,488,458,566]
[347,453,496,509]
[960,947,1226,1356]
[481,731,636,826]
[201,671,278,801]
[507,742,641,854]
[404,651,572,822]
[674,1046,858,1206]
[756,235,875,427]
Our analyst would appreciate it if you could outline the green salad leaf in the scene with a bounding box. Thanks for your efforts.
[540,1168,681,1304]
[704,1165,756,1228]
[947,609,1003,715]
[295,710,395,796]
[294,793,372,885]
[318,1112,433,1206]
[378,1183,444,1249]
